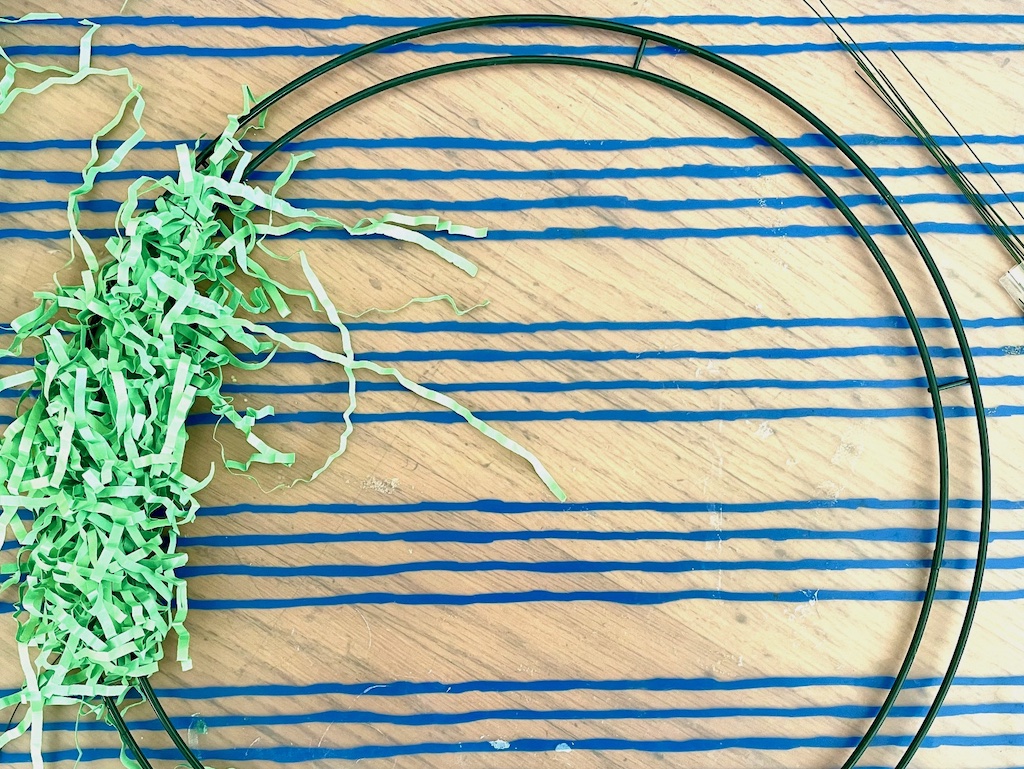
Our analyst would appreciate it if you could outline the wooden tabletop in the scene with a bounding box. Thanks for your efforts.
[2,2,1023,768]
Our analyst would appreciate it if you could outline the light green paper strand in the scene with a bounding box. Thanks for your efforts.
[340,294,490,319]
[0,16,146,274]
[0,14,564,768]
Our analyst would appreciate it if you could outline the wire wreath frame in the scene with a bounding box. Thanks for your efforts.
[69,14,993,769]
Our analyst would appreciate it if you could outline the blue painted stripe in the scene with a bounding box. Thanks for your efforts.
[176,555,1024,579]
[3,160,1021,184]
[168,526,1024,549]
[2,132,1024,153]
[4,525,1020,555]
[2,733,1021,764]
[152,587,1024,608]
[3,315,1021,336]
[126,343,1024,364]
[195,496,1017,517]
[215,375,1020,396]
[9,13,1024,29]
[4,587,1019,614]
[5,40,1024,59]
[210,374,1017,396]
[4,376,1016,402]
[5,222,1024,243]
[4,403,971,431]
[186,374,1020,395]
[189,588,1024,609]
[6,404,996,430]
[39,701,1024,733]
[229,343,1023,363]
[6,190,1024,216]
[192,403,1019,428]
[4,404,1015,430]
[3,343,1016,368]
[240,161,1024,182]
[4,673,1017,702]
[1,528,1014,557]
[186,404,1021,427]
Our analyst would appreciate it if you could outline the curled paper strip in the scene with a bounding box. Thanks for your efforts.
[0,15,563,769]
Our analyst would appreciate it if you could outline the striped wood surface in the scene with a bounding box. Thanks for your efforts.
[1,2,1024,768]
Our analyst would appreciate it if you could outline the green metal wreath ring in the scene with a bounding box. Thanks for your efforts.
[189,14,989,769]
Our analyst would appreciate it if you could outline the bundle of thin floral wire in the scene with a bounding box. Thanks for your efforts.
[0,14,562,769]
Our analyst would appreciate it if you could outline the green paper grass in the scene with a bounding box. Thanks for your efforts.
[0,14,563,768]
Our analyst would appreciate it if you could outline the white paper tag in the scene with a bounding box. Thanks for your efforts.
[999,264,1024,311]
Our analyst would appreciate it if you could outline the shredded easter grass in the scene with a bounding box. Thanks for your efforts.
[0,14,563,769]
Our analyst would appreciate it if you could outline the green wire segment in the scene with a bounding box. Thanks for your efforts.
[222,15,991,769]
[137,677,206,769]
[103,697,154,769]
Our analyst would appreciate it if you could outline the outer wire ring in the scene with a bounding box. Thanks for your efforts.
[240,55,960,765]
[202,15,992,769]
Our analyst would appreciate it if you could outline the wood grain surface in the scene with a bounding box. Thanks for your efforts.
[1,2,1023,768]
